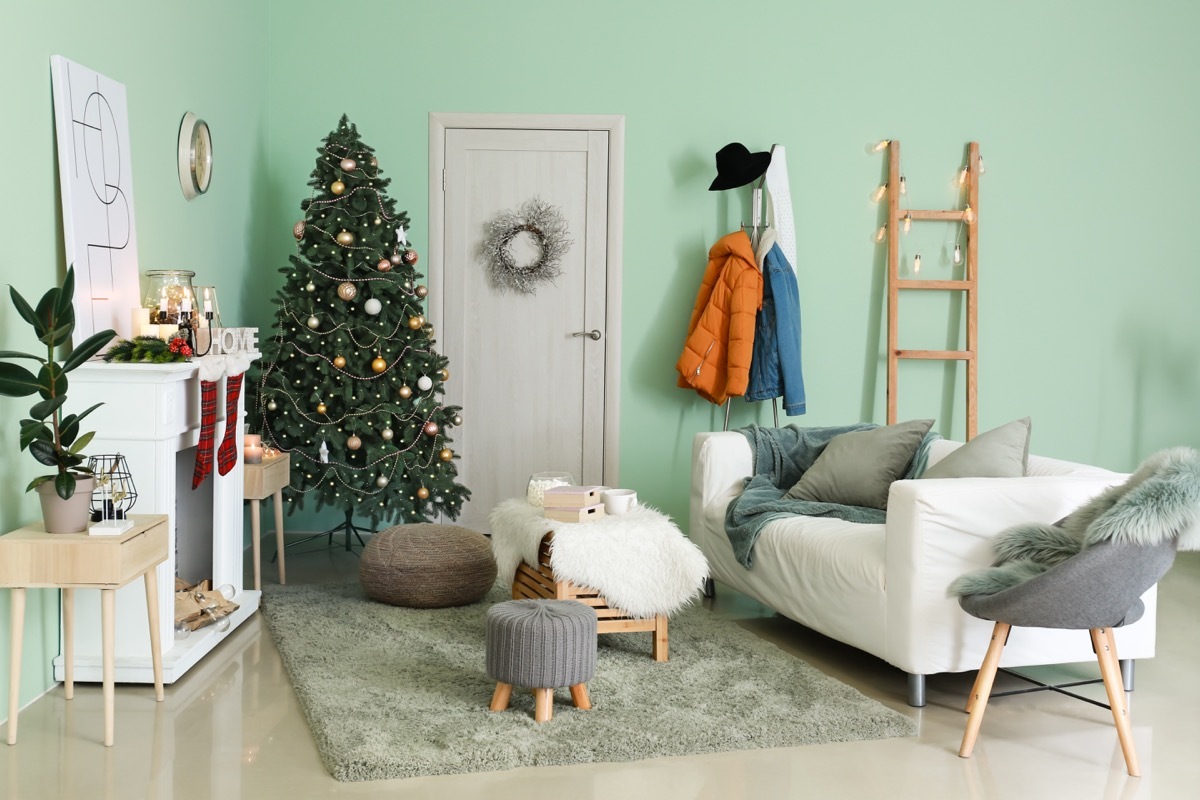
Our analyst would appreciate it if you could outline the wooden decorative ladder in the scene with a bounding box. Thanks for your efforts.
[885,140,980,440]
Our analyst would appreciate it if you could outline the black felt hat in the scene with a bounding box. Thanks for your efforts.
[708,142,772,191]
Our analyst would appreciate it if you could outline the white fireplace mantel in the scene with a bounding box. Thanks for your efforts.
[56,356,260,684]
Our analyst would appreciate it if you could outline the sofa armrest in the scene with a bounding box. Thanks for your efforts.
[883,473,1126,674]
[689,431,752,537]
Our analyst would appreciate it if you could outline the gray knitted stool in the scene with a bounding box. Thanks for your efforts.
[485,599,597,723]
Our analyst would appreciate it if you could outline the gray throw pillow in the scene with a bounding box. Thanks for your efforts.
[784,418,935,509]
[921,417,1031,479]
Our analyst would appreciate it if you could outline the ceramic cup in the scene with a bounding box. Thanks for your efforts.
[602,489,638,515]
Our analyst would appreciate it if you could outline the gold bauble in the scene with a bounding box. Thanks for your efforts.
[347,435,362,451]
[305,281,316,293]
[340,158,357,172]
[307,315,320,330]
[436,368,449,381]
[331,180,346,195]
[376,258,392,272]
[317,403,328,415]
[337,282,358,301]
[333,355,346,369]
[416,486,430,500]
[398,385,413,399]
[292,220,306,239]
[438,448,454,462]
[407,315,424,330]
[267,400,279,412]
[415,284,429,298]
[371,356,387,373]
[381,427,394,441]
[336,231,355,246]
[389,253,403,265]
[452,414,463,427]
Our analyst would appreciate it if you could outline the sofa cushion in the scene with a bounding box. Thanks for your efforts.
[784,418,934,509]
[921,417,1031,479]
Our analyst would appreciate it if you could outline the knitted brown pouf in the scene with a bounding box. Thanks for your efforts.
[360,523,497,608]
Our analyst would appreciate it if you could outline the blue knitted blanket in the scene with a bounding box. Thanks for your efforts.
[724,424,938,568]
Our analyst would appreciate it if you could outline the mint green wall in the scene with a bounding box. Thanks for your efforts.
[263,0,1200,535]
[0,1,268,723]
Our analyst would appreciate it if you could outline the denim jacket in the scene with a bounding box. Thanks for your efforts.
[746,242,806,415]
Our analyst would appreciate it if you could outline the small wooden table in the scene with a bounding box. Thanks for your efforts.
[0,514,168,746]
[244,453,289,590]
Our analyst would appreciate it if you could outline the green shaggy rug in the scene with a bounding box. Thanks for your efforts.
[260,583,916,782]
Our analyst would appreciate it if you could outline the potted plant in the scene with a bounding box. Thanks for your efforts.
[0,266,116,532]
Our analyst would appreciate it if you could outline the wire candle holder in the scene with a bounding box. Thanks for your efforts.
[88,454,137,534]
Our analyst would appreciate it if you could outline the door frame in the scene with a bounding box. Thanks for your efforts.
[428,112,625,486]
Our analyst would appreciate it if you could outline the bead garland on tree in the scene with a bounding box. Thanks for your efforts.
[253,115,470,526]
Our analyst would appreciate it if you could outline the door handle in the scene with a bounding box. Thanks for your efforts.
[572,329,602,341]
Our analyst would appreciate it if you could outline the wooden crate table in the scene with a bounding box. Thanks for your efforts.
[491,498,709,665]
[244,452,289,590]
[0,514,169,746]
[512,532,669,662]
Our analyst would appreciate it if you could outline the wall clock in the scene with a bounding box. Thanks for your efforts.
[177,112,212,200]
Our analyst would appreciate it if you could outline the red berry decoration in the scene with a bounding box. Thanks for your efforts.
[402,249,419,265]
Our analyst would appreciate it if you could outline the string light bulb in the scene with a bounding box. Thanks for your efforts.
[977,155,986,175]
[899,176,907,195]
[874,224,887,244]
[873,139,891,152]
[963,205,975,223]
[953,243,962,265]
[871,183,887,203]
[903,213,912,234]
[958,166,970,187]
[913,254,922,274]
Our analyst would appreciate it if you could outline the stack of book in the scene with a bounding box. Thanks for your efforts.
[542,485,606,523]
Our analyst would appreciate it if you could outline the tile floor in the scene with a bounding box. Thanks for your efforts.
[2,541,1198,799]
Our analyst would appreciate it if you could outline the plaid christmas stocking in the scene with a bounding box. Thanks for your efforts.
[216,353,251,476]
[192,356,227,489]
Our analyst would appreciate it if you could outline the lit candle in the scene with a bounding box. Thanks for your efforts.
[159,289,168,314]
[244,434,263,464]
[204,287,213,315]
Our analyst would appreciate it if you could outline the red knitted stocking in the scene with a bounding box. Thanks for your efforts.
[191,379,219,489]
[216,372,245,476]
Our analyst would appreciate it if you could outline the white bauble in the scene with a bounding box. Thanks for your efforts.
[364,298,382,316]
[417,375,433,392]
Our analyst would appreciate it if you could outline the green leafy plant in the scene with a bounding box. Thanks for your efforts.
[0,266,116,499]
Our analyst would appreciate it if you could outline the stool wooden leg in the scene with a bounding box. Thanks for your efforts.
[1093,627,1140,777]
[7,587,25,745]
[489,682,513,712]
[101,588,116,747]
[533,688,553,723]
[144,567,164,702]
[960,621,1010,759]
[250,498,262,591]
[273,489,287,585]
[652,615,669,662]
[62,587,74,701]
[569,683,591,710]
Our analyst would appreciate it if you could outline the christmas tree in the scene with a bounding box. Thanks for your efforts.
[256,115,469,530]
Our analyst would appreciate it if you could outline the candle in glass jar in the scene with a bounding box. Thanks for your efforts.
[159,289,168,314]
[181,294,192,314]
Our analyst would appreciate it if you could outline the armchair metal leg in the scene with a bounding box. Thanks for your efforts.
[1120,658,1135,692]
[702,578,715,599]
[960,622,1011,759]
[907,673,926,707]
[1092,628,1140,777]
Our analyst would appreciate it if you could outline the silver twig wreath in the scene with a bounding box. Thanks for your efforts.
[480,197,571,294]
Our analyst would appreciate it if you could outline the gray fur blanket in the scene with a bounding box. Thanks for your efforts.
[724,424,938,568]
[950,446,1200,597]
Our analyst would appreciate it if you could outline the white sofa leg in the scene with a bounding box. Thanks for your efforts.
[1120,659,1135,692]
[907,673,926,707]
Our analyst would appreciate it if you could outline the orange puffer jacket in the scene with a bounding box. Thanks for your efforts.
[676,231,763,405]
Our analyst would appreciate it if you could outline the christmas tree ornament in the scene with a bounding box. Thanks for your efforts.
[403,249,419,265]
[371,356,387,373]
[436,368,450,381]
[318,441,329,463]
[423,323,435,338]
[307,315,320,329]
[376,258,392,272]
[398,385,413,399]
[347,435,362,451]
[333,355,347,369]
[364,298,382,316]
[439,448,454,461]
[407,315,423,330]
[337,282,358,301]
[336,231,356,246]
[370,157,378,167]
[375,475,389,488]
[331,180,346,195]
[293,221,306,239]
[396,224,408,246]
[424,421,440,436]
[267,400,279,411]
[417,486,430,499]
[317,402,328,414]
[417,375,433,392]
[340,157,357,171]
[305,281,316,293]
[389,253,403,265]
[452,413,463,427]
[381,427,394,441]
[415,285,429,298]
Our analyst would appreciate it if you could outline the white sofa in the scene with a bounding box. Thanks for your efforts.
[690,432,1158,706]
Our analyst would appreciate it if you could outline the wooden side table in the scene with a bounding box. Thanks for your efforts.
[0,514,168,746]
[244,453,289,590]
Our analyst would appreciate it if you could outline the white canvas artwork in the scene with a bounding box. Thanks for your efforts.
[50,55,141,344]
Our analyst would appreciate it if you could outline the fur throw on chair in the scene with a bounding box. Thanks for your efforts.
[950,447,1200,597]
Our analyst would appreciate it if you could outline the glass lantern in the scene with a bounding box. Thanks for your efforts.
[143,270,197,325]
[87,454,138,521]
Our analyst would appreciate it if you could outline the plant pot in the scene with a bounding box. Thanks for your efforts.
[36,476,96,534]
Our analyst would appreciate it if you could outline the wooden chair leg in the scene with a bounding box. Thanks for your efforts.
[489,682,512,712]
[533,688,553,723]
[652,615,668,662]
[960,622,1011,758]
[1092,628,1140,777]
[569,683,591,710]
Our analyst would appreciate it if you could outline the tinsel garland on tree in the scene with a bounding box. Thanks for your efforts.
[253,115,470,527]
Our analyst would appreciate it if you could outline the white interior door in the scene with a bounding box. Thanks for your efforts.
[434,123,616,532]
